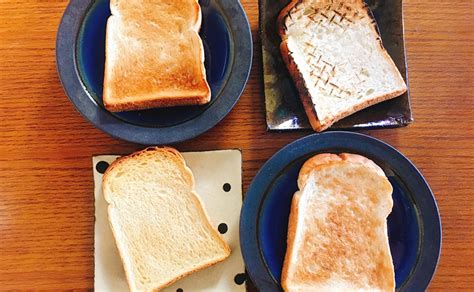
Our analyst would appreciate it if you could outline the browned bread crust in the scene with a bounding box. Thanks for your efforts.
[282,153,395,291]
[103,0,211,112]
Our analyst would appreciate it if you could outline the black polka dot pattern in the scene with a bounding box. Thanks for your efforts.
[223,183,231,192]
[218,223,228,234]
[96,161,110,174]
[176,289,183,292]
[234,273,247,285]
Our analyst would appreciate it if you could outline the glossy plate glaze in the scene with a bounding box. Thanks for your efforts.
[240,132,441,291]
[56,0,252,144]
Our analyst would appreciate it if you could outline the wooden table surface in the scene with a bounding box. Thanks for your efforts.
[0,0,473,290]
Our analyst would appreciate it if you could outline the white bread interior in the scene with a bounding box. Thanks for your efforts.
[278,0,407,131]
[102,147,230,291]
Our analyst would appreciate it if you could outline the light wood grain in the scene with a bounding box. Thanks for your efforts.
[0,0,473,290]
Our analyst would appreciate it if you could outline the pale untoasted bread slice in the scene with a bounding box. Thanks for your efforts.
[103,0,211,112]
[102,147,230,291]
[278,0,407,131]
[282,153,395,291]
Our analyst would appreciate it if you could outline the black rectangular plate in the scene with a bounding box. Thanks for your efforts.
[262,0,413,130]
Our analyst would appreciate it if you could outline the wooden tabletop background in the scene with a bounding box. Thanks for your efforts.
[0,0,473,290]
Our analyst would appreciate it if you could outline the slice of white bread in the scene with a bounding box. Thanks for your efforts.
[278,0,407,131]
[282,153,395,291]
[102,147,230,291]
[103,0,211,112]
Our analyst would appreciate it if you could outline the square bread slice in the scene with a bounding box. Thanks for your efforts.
[103,0,211,112]
[102,147,230,291]
[282,153,395,291]
[278,0,407,131]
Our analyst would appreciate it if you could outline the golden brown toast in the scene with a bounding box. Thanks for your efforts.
[103,0,211,112]
[282,153,395,291]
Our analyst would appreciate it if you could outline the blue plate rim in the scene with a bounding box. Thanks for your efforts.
[56,0,252,145]
[240,131,441,291]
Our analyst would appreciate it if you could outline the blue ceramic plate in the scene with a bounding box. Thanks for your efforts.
[56,0,252,144]
[240,132,441,291]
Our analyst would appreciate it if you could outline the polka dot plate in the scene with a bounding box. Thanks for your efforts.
[240,132,441,291]
[93,150,246,291]
[56,0,252,144]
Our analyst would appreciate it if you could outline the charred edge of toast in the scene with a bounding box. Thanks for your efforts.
[277,0,302,38]
[280,42,323,131]
[277,0,323,131]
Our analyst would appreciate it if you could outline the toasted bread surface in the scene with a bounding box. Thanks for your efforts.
[102,147,230,291]
[282,153,395,291]
[103,0,211,112]
[278,0,407,131]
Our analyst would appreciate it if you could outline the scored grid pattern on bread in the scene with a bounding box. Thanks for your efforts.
[278,0,407,132]
[102,147,230,291]
[282,153,395,291]
[286,2,368,99]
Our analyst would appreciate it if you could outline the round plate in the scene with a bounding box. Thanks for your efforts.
[240,132,441,291]
[56,0,252,144]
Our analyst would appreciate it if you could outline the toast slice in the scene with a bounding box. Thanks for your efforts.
[102,147,230,291]
[278,0,407,131]
[103,0,211,112]
[282,153,395,291]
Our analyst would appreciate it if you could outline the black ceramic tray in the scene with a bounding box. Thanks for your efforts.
[261,0,413,130]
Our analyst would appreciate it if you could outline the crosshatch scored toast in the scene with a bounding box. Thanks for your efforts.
[103,0,211,112]
[278,0,407,131]
[282,153,395,291]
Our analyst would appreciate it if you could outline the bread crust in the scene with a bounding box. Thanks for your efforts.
[103,0,211,112]
[277,0,407,132]
[103,94,210,112]
[279,40,324,131]
[103,146,230,291]
[281,186,301,291]
[299,153,385,185]
[282,153,394,291]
